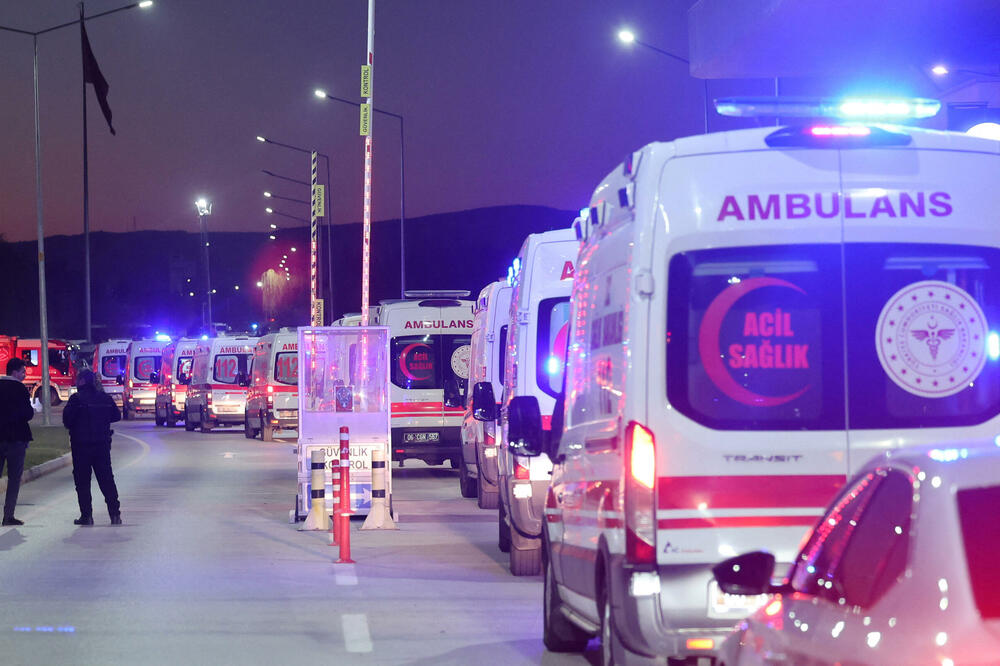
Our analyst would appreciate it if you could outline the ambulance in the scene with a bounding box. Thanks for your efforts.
[122,339,168,419]
[485,228,577,576]
[522,98,1000,663]
[93,339,130,407]
[244,331,298,441]
[154,338,198,427]
[459,280,512,505]
[184,336,257,432]
[0,336,78,405]
[375,291,474,466]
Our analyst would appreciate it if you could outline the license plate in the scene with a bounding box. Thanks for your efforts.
[139,399,155,405]
[707,580,769,618]
[215,405,238,413]
[403,432,440,444]
[277,410,297,418]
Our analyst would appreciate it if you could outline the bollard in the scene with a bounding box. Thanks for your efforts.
[328,452,341,545]
[336,426,355,563]
[298,449,328,531]
[361,443,396,530]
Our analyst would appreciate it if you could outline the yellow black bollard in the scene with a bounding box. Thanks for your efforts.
[361,443,396,530]
[299,449,328,531]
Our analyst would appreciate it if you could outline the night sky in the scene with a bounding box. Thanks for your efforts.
[0,0,709,243]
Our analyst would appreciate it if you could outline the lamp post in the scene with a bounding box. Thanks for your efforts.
[196,198,213,333]
[0,0,153,424]
[314,88,407,298]
[265,207,309,224]
[617,28,709,134]
[264,191,309,205]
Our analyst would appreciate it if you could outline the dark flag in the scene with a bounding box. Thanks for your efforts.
[81,21,116,136]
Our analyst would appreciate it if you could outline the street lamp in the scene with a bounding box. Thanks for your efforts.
[195,197,213,332]
[0,0,153,424]
[263,191,309,205]
[314,88,407,298]
[265,207,309,224]
[616,27,709,134]
[931,64,1000,79]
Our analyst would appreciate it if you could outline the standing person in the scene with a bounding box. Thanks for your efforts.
[62,369,122,526]
[0,358,35,526]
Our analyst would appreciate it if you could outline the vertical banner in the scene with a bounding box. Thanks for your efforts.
[311,151,320,325]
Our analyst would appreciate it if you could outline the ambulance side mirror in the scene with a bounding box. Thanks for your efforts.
[149,371,160,385]
[472,382,497,421]
[506,395,544,456]
[712,551,780,596]
[443,377,462,408]
[237,371,250,388]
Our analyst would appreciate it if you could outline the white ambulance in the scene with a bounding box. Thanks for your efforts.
[460,279,512,506]
[522,99,1000,663]
[92,339,130,407]
[122,339,168,419]
[244,332,298,441]
[375,291,474,466]
[490,228,577,576]
[154,338,198,427]
[184,336,257,432]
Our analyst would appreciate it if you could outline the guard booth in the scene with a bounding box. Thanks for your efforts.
[296,326,390,519]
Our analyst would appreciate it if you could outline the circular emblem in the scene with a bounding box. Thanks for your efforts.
[875,280,988,398]
[450,345,471,380]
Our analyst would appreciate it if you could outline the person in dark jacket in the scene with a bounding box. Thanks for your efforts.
[62,369,122,526]
[0,357,34,526]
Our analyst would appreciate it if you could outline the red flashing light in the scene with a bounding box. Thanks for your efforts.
[514,462,530,480]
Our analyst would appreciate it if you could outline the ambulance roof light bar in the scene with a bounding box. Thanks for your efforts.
[715,96,940,121]
[402,290,471,299]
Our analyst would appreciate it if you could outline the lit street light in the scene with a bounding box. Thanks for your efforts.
[265,207,309,224]
[195,197,213,332]
[263,190,309,205]
[315,88,408,297]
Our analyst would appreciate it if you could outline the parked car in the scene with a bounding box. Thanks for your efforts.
[713,442,1000,666]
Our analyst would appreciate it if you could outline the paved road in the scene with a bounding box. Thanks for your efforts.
[0,419,599,665]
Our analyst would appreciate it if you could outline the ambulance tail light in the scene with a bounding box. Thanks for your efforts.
[128,379,133,389]
[625,421,656,566]
[514,461,530,480]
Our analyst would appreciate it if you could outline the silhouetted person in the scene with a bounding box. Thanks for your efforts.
[63,369,122,526]
[0,358,34,525]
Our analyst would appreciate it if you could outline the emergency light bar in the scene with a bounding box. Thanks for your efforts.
[403,290,471,299]
[715,96,940,120]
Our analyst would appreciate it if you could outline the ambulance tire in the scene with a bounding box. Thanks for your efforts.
[543,551,590,652]
[458,452,477,498]
[199,408,213,433]
[599,572,660,666]
[184,410,196,432]
[498,501,511,553]
[243,414,257,439]
[477,480,498,509]
[510,538,541,576]
[261,420,274,442]
[122,405,131,420]
[155,410,165,427]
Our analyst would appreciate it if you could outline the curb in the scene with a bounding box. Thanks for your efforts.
[0,452,72,494]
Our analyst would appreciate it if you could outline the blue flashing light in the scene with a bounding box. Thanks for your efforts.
[928,448,968,463]
[545,355,561,375]
[715,96,940,120]
[506,266,515,286]
[512,257,521,275]
[987,332,999,361]
[251,323,259,331]
[200,334,209,341]
[154,334,171,342]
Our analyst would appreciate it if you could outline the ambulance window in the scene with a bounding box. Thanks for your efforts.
[536,297,571,398]
[134,356,161,382]
[214,354,251,384]
[498,325,508,385]
[274,352,298,385]
[667,245,846,430]
[101,354,126,378]
[391,336,439,390]
[843,243,1000,429]
[176,356,193,384]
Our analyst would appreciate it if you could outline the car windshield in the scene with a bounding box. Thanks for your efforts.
[667,243,1000,430]
[274,351,298,385]
[214,354,251,385]
[957,484,1000,618]
[133,356,161,382]
[101,354,126,378]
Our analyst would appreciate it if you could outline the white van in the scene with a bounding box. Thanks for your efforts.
[244,332,298,441]
[459,280,512,506]
[184,336,257,432]
[154,338,198,427]
[488,228,577,575]
[122,339,168,419]
[92,339,130,407]
[375,291,474,466]
[527,102,1000,663]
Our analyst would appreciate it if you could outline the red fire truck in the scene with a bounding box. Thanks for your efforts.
[0,336,78,405]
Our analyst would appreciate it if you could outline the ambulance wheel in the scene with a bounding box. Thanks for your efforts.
[261,420,274,442]
[243,414,257,439]
[477,479,498,510]
[510,539,541,576]
[184,410,196,432]
[498,501,511,553]
[543,550,590,651]
[154,409,165,427]
[458,453,477,498]
[598,574,650,666]
[122,405,131,420]
[199,408,213,433]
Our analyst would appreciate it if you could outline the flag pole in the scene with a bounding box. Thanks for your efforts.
[33,34,53,426]
[80,2,92,344]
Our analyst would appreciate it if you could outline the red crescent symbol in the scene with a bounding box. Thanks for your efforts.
[399,343,433,381]
[697,277,811,407]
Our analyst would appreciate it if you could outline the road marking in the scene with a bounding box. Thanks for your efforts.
[223,452,235,459]
[115,431,153,470]
[341,614,372,653]
[334,564,358,586]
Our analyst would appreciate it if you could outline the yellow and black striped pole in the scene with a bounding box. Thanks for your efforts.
[298,449,328,531]
[362,442,396,530]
